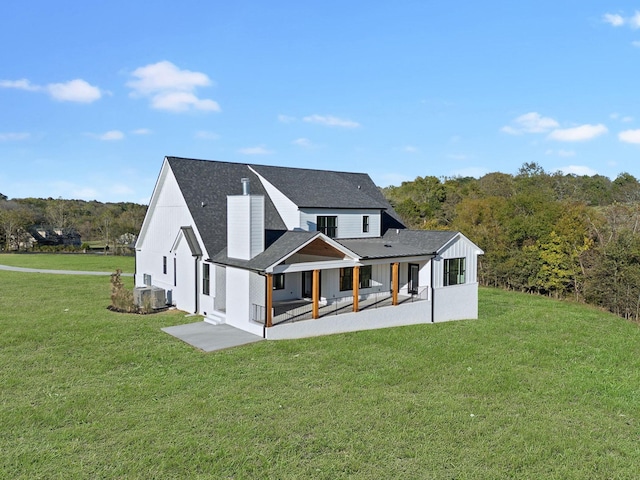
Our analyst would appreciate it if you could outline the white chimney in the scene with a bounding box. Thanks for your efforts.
[227,179,264,260]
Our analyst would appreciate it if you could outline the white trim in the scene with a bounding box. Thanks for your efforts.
[263,232,360,273]
[273,258,360,274]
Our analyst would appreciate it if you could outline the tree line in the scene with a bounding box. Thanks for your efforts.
[0,193,147,253]
[382,163,640,321]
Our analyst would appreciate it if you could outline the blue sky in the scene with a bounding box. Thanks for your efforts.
[2,1,640,203]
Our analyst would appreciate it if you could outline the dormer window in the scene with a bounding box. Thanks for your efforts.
[317,215,337,238]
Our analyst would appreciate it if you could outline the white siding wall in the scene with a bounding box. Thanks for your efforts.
[273,271,302,302]
[432,236,480,288]
[135,165,207,314]
[227,195,264,260]
[225,267,263,336]
[251,169,300,229]
[200,262,215,317]
[299,209,381,238]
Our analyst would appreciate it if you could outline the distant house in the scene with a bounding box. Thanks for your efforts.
[29,226,81,247]
[135,157,483,339]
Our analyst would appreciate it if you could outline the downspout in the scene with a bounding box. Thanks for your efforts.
[194,256,200,314]
[431,254,436,323]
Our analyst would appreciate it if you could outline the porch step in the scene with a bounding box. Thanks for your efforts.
[204,311,226,325]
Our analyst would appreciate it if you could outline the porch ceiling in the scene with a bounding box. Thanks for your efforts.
[298,238,345,258]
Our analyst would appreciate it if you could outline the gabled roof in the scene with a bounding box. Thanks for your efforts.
[166,156,405,257]
[167,157,287,257]
[250,164,391,210]
[210,230,358,272]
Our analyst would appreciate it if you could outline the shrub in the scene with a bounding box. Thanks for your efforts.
[109,269,137,313]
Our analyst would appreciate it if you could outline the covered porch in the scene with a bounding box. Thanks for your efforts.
[267,288,428,325]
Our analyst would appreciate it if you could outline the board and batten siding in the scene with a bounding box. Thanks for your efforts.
[135,165,206,299]
[227,195,264,260]
[432,235,480,288]
[299,208,381,238]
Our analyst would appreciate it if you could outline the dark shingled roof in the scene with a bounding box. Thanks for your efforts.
[167,157,286,258]
[250,164,405,233]
[166,157,405,257]
[338,229,458,260]
[210,230,322,271]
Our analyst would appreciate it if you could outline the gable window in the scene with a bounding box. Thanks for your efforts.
[203,263,211,295]
[163,256,167,274]
[362,215,369,233]
[273,273,285,290]
[444,258,466,286]
[317,215,337,238]
[340,265,373,291]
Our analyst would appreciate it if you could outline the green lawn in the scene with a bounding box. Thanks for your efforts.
[0,253,134,273]
[1,257,640,478]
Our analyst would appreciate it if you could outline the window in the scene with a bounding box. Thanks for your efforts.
[340,267,353,291]
[317,215,337,238]
[362,215,369,233]
[444,258,466,286]
[163,256,167,274]
[340,265,373,291]
[273,273,285,290]
[203,263,210,295]
[173,258,177,286]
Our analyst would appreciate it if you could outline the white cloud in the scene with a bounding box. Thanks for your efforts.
[303,114,360,128]
[131,128,152,135]
[556,165,598,176]
[0,132,30,141]
[238,145,273,155]
[1,77,102,103]
[619,129,640,144]
[402,145,419,153]
[127,61,220,113]
[101,130,124,141]
[292,138,314,148]
[0,79,40,91]
[278,114,296,123]
[150,91,220,112]
[88,130,124,141]
[602,11,640,29]
[195,130,220,140]
[603,13,625,27]
[109,184,135,196]
[632,41,640,48]
[548,124,608,141]
[47,79,102,103]
[501,112,559,135]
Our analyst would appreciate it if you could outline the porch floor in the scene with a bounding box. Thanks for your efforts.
[272,293,425,326]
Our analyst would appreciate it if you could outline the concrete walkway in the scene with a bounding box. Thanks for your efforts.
[161,322,264,352]
[0,264,133,276]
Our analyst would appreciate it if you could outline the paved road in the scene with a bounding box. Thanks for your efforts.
[0,264,134,276]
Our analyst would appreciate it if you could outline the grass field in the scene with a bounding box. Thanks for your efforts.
[1,255,640,478]
[0,253,134,273]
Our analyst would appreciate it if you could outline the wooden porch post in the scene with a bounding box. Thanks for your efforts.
[312,269,320,319]
[352,266,360,312]
[392,262,399,306]
[266,273,273,328]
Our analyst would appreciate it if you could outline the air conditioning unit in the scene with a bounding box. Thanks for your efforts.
[134,286,166,309]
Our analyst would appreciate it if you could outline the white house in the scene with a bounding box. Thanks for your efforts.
[135,157,483,339]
